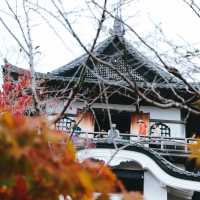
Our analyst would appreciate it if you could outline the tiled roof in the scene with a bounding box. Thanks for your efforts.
[51,35,185,88]
[3,35,199,91]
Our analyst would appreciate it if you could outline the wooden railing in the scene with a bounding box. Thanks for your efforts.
[72,131,199,157]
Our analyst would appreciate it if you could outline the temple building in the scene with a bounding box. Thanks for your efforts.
[42,5,200,199]
[2,1,200,199]
[43,11,198,140]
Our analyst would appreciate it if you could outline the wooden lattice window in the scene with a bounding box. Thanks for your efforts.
[150,122,171,137]
[56,116,75,131]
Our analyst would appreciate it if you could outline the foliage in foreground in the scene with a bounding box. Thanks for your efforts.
[188,139,200,167]
[0,112,142,200]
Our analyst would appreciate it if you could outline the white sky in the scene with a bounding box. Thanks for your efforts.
[0,0,200,75]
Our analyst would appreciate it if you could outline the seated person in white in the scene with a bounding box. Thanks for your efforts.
[107,124,120,142]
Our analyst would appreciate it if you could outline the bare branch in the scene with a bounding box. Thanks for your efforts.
[50,0,108,124]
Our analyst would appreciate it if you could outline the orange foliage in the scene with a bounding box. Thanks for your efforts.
[188,139,200,167]
[0,112,142,200]
[0,64,142,199]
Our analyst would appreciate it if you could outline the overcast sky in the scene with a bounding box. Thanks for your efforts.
[0,0,200,74]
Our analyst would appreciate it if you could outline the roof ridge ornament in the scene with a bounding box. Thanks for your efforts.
[110,0,125,37]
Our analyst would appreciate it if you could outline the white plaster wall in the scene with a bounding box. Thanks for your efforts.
[89,104,181,121]
[144,171,167,200]
[143,107,185,138]
[46,101,185,138]
[172,124,185,138]
[140,106,181,120]
[46,101,181,121]
[45,99,81,115]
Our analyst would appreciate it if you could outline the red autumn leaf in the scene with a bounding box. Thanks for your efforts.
[12,176,32,200]
[0,64,33,114]
[3,82,12,93]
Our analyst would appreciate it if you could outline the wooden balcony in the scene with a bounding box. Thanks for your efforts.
[72,131,199,158]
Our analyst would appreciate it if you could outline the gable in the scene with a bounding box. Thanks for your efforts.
[51,36,183,87]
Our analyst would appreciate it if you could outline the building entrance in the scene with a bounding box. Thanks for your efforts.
[94,109,131,133]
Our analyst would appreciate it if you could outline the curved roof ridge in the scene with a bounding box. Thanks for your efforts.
[51,36,115,75]
[50,35,185,86]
